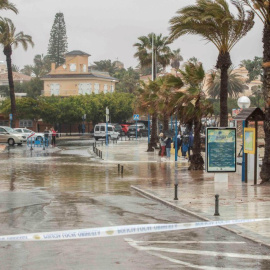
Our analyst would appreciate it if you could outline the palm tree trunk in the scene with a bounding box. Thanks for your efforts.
[162,113,169,133]
[189,102,204,170]
[260,23,270,183]
[147,112,158,152]
[4,45,16,127]
[216,52,232,127]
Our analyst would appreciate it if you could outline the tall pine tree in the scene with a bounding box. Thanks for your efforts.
[47,12,68,67]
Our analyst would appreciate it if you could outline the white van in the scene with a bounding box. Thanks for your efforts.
[94,123,119,140]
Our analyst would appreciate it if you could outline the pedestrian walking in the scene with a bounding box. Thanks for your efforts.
[159,133,166,159]
[51,127,57,147]
[181,135,189,158]
[174,131,182,156]
[165,137,172,159]
[188,132,194,161]
[44,127,49,146]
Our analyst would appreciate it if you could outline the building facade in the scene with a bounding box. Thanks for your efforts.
[42,50,118,97]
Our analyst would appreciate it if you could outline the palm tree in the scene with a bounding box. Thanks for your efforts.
[177,62,213,170]
[137,80,160,151]
[207,67,246,99]
[169,0,254,127]
[240,0,270,183]
[0,18,34,125]
[134,33,173,80]
[170,48,183,70]
[0,0,18,13]
[156,74,184,133]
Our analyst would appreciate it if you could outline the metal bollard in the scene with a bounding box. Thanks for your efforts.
[121,165,124,174]
[174,184,178,200]
[118,164,120,173]
[214,194,220,216]
[30,137,33,151]
[101,151,102,159]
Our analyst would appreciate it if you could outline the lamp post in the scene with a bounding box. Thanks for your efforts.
[237,96,251,183]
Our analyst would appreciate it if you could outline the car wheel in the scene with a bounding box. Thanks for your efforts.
[18,143,22,146]
[95,137,99,141]
[8,138,15,146]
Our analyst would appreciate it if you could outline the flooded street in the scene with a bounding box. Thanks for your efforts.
[0,140,270,269]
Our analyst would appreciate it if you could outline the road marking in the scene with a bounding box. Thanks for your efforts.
[125,239,270,260]
[146,251,236,270]
[127,240,246,244]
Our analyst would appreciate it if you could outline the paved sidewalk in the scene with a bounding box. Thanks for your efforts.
[100,139,270,247]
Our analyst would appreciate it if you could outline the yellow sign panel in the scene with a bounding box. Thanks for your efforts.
[244,128,256,154]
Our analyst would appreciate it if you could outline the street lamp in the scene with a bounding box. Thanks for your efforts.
[237,96,250,183]
[237,96,251,109]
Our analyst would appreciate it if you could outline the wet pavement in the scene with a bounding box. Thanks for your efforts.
[0,140,270,269]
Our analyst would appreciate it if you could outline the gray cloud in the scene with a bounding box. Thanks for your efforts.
[0,0,263,71]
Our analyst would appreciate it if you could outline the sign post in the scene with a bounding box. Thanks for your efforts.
[106,107,109,146]
[174,115,178,162]
[148,114,150,144]
[133,114,139,140]
[9,114,12,128]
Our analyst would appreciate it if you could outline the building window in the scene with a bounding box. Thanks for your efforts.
[104,84,108,94]
[78,83,92,95]
[111,84,114,93]
[19,119,33,128]
[50,83,60,96]
[94,83,100,94]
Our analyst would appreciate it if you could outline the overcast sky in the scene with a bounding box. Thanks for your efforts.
[0,0,264,71]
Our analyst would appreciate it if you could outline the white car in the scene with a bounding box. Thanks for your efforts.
[14,128,44,142]
[0,126,26,146]
[94,123,119,140]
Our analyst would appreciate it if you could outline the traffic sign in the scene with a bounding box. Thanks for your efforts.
[9,114,12,120]
[133,114,139,120]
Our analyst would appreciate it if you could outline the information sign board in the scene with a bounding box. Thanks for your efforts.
[206,128,236,173]
[133,114,139,121]
[244,128,255,154]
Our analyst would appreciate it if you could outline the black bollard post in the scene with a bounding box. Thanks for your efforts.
[214,194,220,216]
[174,184,178,200]
[101,151,102,159]
[121,165,124,174]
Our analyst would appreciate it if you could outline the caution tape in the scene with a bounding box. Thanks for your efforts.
[0,218,268,242]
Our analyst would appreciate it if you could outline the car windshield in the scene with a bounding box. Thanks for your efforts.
[5,127,19,133]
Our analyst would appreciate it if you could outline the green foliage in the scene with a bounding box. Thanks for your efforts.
[114,67,140,93]
[207,67,246,98]
[169,0,254,53]
[0,0,18,13]
[240,56,263,82]
[91,60,117,76]
[0,93,134,125]
[134,33,173,70]
[136,63,163,76]
[47,12,68,67]
[171,48,183,69]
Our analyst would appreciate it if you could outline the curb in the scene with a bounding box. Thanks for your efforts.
[131,185,270,249]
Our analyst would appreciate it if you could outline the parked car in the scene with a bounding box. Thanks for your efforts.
[0,126,26,146]
[120,124,130,135]
[112,123,125,136]
[94,123,120,140]
[127,123,148,137]
[14,128,44,142]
